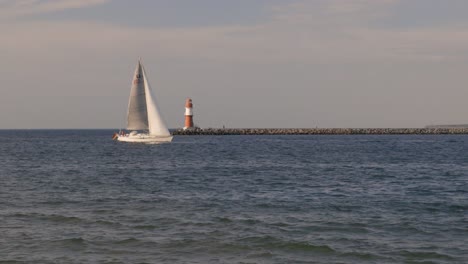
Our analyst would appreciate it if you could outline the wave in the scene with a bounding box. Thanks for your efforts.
[133,224,157,230]
[115,238,141,245]
[46,237,88,248]
[239,236,336,253]
[6,212,84,224]
[339,251,387,261]
[40,214,83,223]
[399,250,456,261]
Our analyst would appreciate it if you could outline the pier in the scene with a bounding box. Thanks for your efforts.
[173,128,468,135]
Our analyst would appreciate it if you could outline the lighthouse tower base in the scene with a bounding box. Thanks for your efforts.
[183,126,198,131]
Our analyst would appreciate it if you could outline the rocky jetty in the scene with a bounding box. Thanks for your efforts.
[172,128,468,135]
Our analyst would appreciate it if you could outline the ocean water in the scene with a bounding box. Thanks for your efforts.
[0,130,467,264]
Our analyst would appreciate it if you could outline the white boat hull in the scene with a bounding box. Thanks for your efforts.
[116,133,173,143]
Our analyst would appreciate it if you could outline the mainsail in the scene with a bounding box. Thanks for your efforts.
[127,61,148,130]
[126,59,171,137]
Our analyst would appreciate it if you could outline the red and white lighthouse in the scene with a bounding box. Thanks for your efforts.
[184,98,194,130]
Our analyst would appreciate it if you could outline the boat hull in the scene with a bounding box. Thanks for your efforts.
[116,134,173,143]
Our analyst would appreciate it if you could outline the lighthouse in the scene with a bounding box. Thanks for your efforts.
[184,98,194,130]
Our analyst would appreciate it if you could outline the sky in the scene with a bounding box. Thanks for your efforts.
[1,0,468,129]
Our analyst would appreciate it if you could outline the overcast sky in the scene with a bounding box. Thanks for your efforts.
[1,0,468,129]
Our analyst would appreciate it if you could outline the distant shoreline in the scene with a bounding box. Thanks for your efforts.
[173,128,468,135]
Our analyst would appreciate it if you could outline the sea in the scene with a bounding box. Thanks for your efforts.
[0,130,467,264]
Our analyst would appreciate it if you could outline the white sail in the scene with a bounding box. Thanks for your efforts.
[142,64,171,136]
[126,62,148,130]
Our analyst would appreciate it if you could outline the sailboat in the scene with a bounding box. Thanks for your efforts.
[114,59,173,143]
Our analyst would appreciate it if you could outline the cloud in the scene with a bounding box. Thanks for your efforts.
[325,0,399,15]
[0,0,110,18]
[270,0,399,26]
[262,0,468,62]
[2,0,468,64]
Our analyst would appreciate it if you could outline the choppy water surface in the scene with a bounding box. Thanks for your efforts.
[0,130,467,263]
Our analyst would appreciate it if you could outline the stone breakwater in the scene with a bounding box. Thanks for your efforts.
[173,128,468,135]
